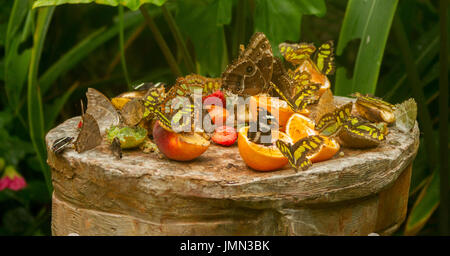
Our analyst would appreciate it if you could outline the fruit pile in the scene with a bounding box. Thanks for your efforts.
[52,32,417,173]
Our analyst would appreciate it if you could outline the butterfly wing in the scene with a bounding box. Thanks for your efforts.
[120,98,145,126]
[335,102,353,125]
[86,88,120,135]
[394,98,417,132]
[110,137,122,159]
[74,113,102,153]
[222,59,266,95]
[271,57,295,97]
[52,137,74,155]
[279,42,316,65]
[291,135,324,171]
[292,84,321,110]
[314,41,335,75]
[276,140,297,169]
[242,32,274,84]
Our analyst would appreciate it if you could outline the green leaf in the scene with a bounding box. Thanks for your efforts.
[334,0,399,96]
[405,170,440,235]
[39,10,143,94]
[33,0,167,11]
[0,128,34,166]
[27,6,55,194]
[175,0,232,77]
[380,25,443,101]
[118,5,131,88]
[44,83,78,130]
[216,0,233,26]
[254,0,326,56]
[4,0,33,112]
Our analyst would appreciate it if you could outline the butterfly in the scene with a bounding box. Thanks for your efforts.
[176,74,222,95]
[247,107,278,146]
[279,41,335,76]
[352,92,396,124]
[52,136,74,155]
[110,137,122,160]
[85,88,120,135]
[338,116,386,148]
[120,98,146,126]
[315,102,353,136]
[278,42,316,65]
[276,135,324,171]
[222,32,274,95]
[314,41,335,75]
[144,86,195,133]
[394,98,417,133]
[269,72,321,113]
[74,112,102,153]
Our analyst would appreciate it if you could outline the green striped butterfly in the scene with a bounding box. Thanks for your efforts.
[314,41,335,75]
[279,42,316,65]
[276,135,324,171]
[315,102,353,135]
[269,72,320,113]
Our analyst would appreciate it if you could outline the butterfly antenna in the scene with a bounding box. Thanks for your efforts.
[80,99,85,116]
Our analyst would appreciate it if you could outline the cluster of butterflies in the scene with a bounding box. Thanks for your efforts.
[53,31,418,173]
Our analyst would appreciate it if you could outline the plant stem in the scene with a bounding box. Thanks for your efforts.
[232,0,247,59]
[28,6,55,195]
[107,22,146,76]
[439,0,449,236]
[161,5,196,74]
[139,5,182,77]
[119,5,131,90]
[393,15,438,170]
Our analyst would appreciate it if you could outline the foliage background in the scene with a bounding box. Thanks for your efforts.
[0,0,448,235]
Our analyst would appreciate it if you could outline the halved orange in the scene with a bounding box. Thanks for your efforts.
[238,126,292,171]
[308,136,340,163]
[285,113,318,142]
[296,59,330,96]
[249,96,309,132]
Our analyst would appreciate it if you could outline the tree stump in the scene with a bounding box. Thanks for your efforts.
[46,97,419,236]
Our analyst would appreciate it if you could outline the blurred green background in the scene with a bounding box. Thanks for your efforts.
[0,0,448,236]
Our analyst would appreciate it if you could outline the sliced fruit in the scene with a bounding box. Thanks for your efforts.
[207,105,230,126]
[250,96,307,132]
[203,90,226,108]
[153,121,210,161]
[297,59,330,96]
[238,126,292,171]
[308,136,340,163]
[285,113,318,142]
[107,126,148,149]
[212,126,237,146]
[111,91,146,110]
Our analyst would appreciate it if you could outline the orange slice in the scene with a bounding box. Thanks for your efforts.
[238,126,292,171]
[285,113,318,142]
[249,96,309,132]
[297,59,330,96]
[308,136,340,163]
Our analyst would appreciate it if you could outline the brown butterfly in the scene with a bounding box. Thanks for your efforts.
[74,102,102,153]
[110,137,122,159]
[86,88,120,135]
[120,98,145,126]
[222,32,274,95]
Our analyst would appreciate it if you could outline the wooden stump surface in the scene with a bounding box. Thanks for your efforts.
[46,97,420,236]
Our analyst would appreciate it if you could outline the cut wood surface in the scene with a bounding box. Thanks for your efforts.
[46,97,420,236]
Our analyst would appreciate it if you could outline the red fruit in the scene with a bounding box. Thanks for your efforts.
[211,126,237,146]
[203,90,226,108]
